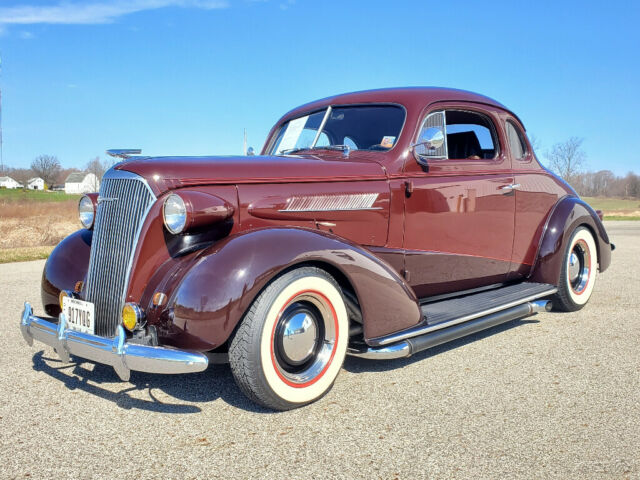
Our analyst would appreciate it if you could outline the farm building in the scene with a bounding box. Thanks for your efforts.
[27,177,45,190]
[64,172,99,194]
[0,176,22,189]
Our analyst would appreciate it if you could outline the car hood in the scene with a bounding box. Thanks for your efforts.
[116,155,387,194]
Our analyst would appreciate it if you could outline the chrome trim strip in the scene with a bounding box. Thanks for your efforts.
[280,193,380,212]
[280,207,383,213]
[369,287,557,347]
[20,303,208,381]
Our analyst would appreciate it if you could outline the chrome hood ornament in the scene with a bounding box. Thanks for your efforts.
[106,149,142,160]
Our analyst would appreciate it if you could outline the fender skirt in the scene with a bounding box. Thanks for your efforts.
[529,196,612,285]
[169,228,421,350]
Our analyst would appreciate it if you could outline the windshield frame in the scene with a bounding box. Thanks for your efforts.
[266,102,408,156]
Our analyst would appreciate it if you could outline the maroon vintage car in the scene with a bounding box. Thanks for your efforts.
[20,87,612,410]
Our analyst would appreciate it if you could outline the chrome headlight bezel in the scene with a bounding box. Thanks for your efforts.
[78,195,95,229]
[162,193,187,234]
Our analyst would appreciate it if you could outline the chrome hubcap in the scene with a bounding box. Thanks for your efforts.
[568,240,591,294]
[273,293,337,385]
[568,252,580,282]
[281,311,318,365]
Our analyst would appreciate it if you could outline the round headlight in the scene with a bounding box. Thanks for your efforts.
[163,194,187,234]
[79,195,95,229]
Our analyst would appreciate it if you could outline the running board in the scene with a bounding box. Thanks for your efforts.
[348,300,552,360]
[367,282,557,348]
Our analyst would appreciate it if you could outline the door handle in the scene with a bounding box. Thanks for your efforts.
[500,183,521,193]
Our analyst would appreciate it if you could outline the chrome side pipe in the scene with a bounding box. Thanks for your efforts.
[347,300,552,360]
[20,302,208,381]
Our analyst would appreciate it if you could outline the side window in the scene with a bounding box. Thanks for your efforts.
[445,111,497,160]
[506,120,528,160]
[415,110,498,161]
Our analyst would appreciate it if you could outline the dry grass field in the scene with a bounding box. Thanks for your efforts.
[582,196,640,220]
[0,189,80,263]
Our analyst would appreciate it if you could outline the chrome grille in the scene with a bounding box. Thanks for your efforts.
[85,172,155,336]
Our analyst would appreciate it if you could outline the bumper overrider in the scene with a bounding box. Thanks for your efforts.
[20,302,209,381]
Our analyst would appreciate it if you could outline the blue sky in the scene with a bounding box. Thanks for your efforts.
[0,0,639,175]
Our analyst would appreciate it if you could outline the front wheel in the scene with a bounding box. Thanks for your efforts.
[553,226,598,312]
[229,267,349,410]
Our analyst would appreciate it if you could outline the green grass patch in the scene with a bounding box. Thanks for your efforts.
[0,188,80,203]
[0,246,53,264]
[603,215,640,221]
[582,196,640,212]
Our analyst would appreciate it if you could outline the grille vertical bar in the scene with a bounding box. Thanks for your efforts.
[85,174,155,337]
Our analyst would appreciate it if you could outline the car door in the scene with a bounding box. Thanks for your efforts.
[503,117,569,281]
[402,103,516,299]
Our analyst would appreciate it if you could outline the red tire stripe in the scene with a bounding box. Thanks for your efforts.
[269,289,339,389]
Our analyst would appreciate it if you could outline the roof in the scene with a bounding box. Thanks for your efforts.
[28,177,43,183]
[0,176,17,182]
[65,172,89,183]
[280,87,510,122]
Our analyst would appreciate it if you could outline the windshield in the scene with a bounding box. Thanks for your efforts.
[269,105,405,155]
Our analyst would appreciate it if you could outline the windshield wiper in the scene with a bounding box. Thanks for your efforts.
[280,144,352,157]
[280,147,310,154]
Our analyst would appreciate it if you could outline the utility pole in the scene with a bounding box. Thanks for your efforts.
[0,54,3,175]
[243,128,247,156]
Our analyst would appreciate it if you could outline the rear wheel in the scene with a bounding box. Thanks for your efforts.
[229,267,348,410]
[553,227,598,312]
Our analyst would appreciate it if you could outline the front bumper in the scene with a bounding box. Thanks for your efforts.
[20,302,208,381]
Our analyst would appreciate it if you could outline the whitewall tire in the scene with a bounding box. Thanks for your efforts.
[229,266,348,410]
[553,227,598,311]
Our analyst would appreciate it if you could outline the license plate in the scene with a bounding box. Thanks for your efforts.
[62,297,95,335]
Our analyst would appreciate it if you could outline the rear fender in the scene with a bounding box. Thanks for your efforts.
[530,196,612,285]
[169,227,421,350]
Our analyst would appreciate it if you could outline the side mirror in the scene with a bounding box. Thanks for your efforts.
[410,127,445,168]
[246,147,255,156]
[412,127,445,153]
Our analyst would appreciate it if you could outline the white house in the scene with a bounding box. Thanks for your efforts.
[64,172,99,194]
[27,177,45,190]
[0,176,22,189]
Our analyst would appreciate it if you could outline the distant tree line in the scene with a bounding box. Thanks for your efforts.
[572,170,640,198]
[543,137,639,198]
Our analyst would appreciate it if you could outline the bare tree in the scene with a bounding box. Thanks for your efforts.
[528,134,541,156]
[7,168,34,189]
[624,172,640,198]
[545,137,587,183]
[86,157,106,190]
[30,155,62,189]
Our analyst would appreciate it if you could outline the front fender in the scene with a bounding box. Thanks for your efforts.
[41,229,92,317]
[169,227,421,350]
[530,196,612,285]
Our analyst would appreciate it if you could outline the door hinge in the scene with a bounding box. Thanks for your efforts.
[404,180,414,197]
[402,269,411,282]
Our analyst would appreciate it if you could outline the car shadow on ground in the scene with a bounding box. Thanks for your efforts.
[343,317,540,373]
[30,351,272,414]
[30,317,539,413]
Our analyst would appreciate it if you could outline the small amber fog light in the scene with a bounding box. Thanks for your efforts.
[122,303,143,331]
[59,290,71,309]
[152,292,168,307]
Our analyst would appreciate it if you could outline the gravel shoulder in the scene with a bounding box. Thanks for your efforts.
[0,222,638,479]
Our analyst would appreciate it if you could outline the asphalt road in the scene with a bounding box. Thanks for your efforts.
[1,222,638,479]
